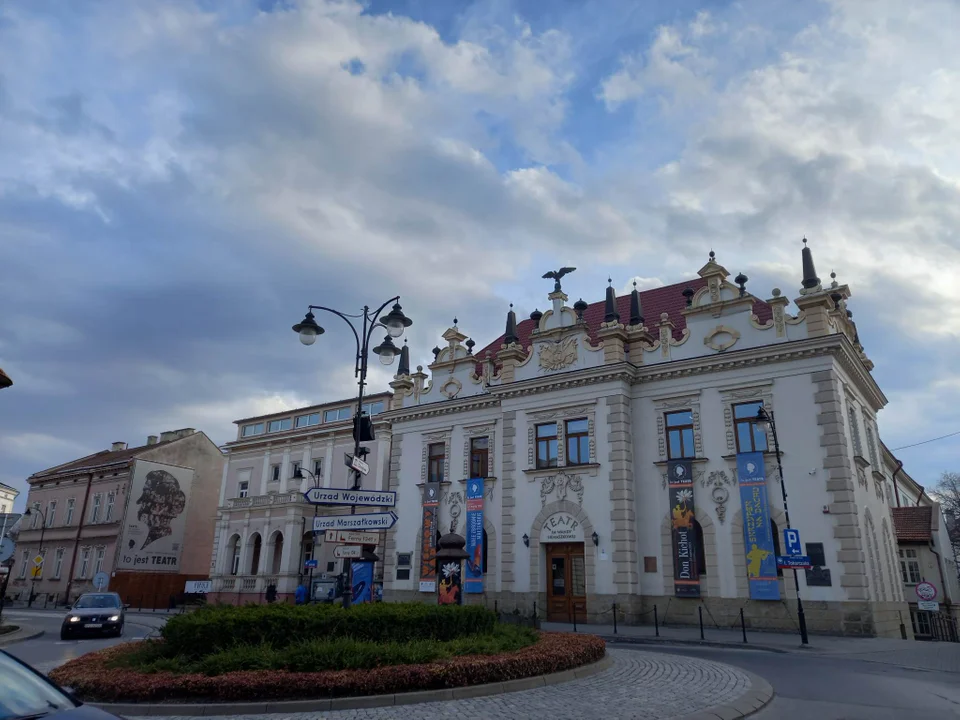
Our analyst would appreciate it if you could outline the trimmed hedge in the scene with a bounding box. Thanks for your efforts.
[161,603,497,659]
[49,632,606,702]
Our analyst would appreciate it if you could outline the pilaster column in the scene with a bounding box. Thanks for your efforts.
[259,450,271,496]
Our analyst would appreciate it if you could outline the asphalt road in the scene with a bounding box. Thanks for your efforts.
[613,642,960,719]
[2,609,164,675]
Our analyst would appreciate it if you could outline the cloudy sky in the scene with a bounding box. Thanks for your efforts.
[2,0,958,508]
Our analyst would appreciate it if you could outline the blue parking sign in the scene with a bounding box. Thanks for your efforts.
[783,528,802,556]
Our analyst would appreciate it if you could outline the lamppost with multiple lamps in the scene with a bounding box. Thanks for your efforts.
[755,405,809,646]
[293,466,322,600]
[23,506,48,608]
[292,297,411,609]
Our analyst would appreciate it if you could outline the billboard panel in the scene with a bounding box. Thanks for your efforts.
[116,460,194,572]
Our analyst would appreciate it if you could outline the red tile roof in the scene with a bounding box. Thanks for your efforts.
[891,506,933,542]
[474,277,773,369]
[30,440,177,479]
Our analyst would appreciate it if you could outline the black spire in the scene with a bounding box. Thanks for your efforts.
[604,278,620,323]
[628,280,643,326]
[397,340,410,376]
[504,303,519,345]
[801,238,820,290]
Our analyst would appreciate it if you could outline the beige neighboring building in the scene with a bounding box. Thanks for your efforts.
[10,429,224,607]
[0,482,17,516]
[208,393,392,604]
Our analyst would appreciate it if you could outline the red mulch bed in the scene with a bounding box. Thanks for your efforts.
[49,632,605,703]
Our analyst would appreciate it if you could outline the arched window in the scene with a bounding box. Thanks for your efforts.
[693,519,706,576]
[482,529,488,574]
[771,520,783,577]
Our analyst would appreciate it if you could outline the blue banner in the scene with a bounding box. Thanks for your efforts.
[737,452,780,600]
[352,561,373,604]
[464,478,484,594]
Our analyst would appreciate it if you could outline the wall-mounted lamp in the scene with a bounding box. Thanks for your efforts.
[522,534,529,547]
[591,532,599,547]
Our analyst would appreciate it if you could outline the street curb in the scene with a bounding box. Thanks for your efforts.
[89,654,615,716]
[684,669,775,720]
[0,627,44,648]
[603,634,789,654]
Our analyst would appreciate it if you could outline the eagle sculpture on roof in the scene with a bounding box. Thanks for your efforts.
[542,267,576,292]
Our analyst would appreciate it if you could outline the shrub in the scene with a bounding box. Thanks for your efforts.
[161,602,496,659]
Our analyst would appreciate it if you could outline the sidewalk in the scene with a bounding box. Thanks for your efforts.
[542,620,960,673]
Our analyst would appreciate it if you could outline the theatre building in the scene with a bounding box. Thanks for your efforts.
[381,244,914,637]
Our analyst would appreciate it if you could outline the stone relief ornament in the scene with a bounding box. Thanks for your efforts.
[857,465,868,490]
[703,325,741,352]
[700,470,735,524]
[538,471,584,507]
[444,490,464,533]
[440,377,462,399]
[538,336,578,371]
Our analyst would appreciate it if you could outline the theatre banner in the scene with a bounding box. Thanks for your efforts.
[668,459,700,598]
[464,478,484,594]
[737,452,780,601]
[418,481,440,592]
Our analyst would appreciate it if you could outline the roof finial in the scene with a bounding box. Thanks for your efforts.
[503,304,519,345]
[573,298,588,321]
[735,272,748,298]
[682,287,695,307]
[604,281,619,323]
[709,249,716,262]
[453,316,458,326]
[397,339,411,376]
[801,237,820,290]
[629,281,643,326]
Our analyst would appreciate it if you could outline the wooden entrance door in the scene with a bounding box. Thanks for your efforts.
[545,542,586,622]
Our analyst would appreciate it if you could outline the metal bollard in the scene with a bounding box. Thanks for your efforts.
[654,604,659,637]
[138,595,143,611]
[494,599,498,615]
[572,604,578,633]
[898,610,907,640]
[698,606,704,640]
[613,602,618,634]
[740,608,747,643]
[532,601,537,622]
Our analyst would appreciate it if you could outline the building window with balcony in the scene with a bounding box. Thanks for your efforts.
[53,548,65,579]
[665,411,696,459]
[270,464,281,482]
[105,492,116,522]
[238,481,249,498]
[733,401,768,453]
[267,418,293,433]
[535,423,558,469]
[46,501,57,527]
[291,461,301,479]
[90,494,102,523]
[65,498,75,525]
[565,419,590,466]
[78,548,91,579]
[428,443,445,483]
[899,548,921,584]
[314,459,324,479]
[470,437,489,479]
[94,547,105,576]
[242,423,264,437]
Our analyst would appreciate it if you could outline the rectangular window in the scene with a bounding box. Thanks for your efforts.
[31,503,41,529]
[53,548,65,579]
[847,406,863,456]
[665,410,696,459]
[428,443,445,483]
[866,424,880,467]
[535,423,558,469]
[362,401,384,416]
[291,461,301,479]
[396,553,412,580]
[105,492,116,522]
[270,464,281,482]
[565,419,590,465]
[78,548,91,579]
[323,407,352,422]
[65,498,76,525]
[46,501,57,527]
[18,550,27,579]
[231,546,241,575]
[806,542,827,567]
[90,494,102,523]
[238,481,249,498]
[314,459,323,478]
[241,423,264,437]
[733,401,768,453]
[327,561,336,572]
[470,437,489,479]
[94,547,105,575]
[267,418,293,433]
[899,548,921,584]
[296,412,321,428]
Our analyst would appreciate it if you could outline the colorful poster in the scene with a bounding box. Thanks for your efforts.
[464,478,484,594]
[418,481,440,592]
[668,459,700,598]
[438,559,462,605]
[352,561,373,604]
[116,460,194,572]
[737,452,781,600]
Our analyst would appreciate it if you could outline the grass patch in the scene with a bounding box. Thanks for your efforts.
[110,624,538,676]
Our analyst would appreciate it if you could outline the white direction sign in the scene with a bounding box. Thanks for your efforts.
[333,545,363,559]
[304,488,396,507]
[325,530,380,545]
[345,453,370,475]
[314,512,398,533]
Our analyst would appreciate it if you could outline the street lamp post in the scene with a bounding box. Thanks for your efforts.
[293,297,411,609]
[755,406,809,646]
[23,506,48,608]
[293,466,323,601]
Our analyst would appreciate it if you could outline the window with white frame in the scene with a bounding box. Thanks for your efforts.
[65,498,75,525]
[847,404,863,456]
[53,548,65,579]
[899,548,921,584]
[94,546,105,575]
[242,422,264,437]
[362,401,384,416]
[291,461,301,479]
[46,501,57,527]
[30,503,41,529]
[866,422,880,467]
[270,464,281,482]
[238,481,249,498]
[231,544,241,575]
[18,550,28,579]
[267,418,293,433]
[323,407,352,422]
[105,492,116,522]
[90,494,102,523]
[296,412,321,428]
[78,547,91,578]
[314,459,323,479]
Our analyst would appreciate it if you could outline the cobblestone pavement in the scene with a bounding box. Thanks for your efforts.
[134,649,753,720]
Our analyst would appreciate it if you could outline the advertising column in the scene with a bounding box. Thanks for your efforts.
[667,459,700,598]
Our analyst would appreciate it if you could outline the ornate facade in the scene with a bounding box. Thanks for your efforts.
[382,244,913,637]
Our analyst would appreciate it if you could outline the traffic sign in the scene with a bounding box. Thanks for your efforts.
[313,512,398,532]
[783,528,802,556]
[325,530,380,545]
[303,488,396,507]
[0,537,14,563]
[776,555,813,569]
[304,559,319,569]
[31,555,44,578]
[916,581,937,601]
[333,545,363,559]
[918,600,939,612]
[93,571,109,590]
[345,454,370,475]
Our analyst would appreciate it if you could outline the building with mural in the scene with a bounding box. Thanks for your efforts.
[381,243,914,637]
[206,393,392,604]
[9,429,224,607]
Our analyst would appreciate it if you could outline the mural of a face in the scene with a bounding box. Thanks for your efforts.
[136,469,187,549]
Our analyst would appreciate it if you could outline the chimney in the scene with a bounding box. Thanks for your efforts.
[111,441,127,452]
[175,428,196,439]
[146,435,158,445]
[159,431,177,443]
